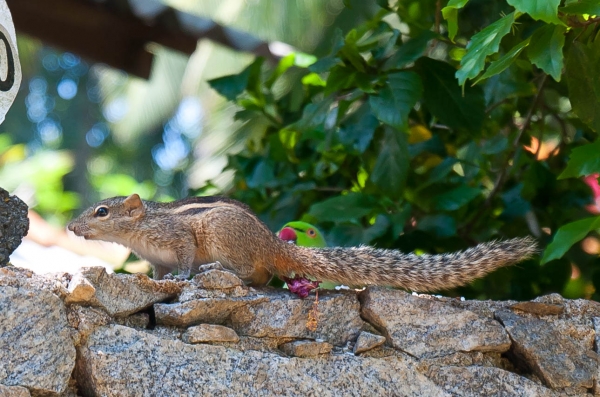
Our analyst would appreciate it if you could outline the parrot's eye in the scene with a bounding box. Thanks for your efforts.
[94,206,109,218]
[307,228,316,237]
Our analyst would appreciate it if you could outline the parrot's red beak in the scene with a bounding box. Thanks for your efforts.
[278,227,297,243]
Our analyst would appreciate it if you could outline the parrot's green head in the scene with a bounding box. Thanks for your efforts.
[277,221,327,248]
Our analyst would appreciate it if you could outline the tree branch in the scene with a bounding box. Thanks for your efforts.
[462,74,548,233]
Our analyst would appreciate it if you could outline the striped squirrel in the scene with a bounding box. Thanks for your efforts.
[67,194,538,291]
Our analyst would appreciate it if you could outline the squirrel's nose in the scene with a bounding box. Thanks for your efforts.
[67,222,75,232]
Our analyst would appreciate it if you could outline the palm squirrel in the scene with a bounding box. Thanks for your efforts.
[67,194,538,291]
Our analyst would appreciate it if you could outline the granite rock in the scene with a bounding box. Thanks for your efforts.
[1,267,599,396]
[279,340,333,357]
[69,266,183,316]
[496,310,596,389]
[230,289,365,346]
[191,269,244,289]
[360,288,510,358]
[182,324,240,343]
[0,283,76,395]
[155,293,269,326]
[77,324,447,397]
[0,384,31,397]
[426,365,558,396]
[353,331,387,354]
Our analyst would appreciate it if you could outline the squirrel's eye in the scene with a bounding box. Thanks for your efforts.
[94,206,109,217]
[307,228,316,237]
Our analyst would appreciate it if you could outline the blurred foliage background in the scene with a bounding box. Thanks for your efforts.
[2,0,600,301]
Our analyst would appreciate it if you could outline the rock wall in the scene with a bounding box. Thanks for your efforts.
[0,265,598,397]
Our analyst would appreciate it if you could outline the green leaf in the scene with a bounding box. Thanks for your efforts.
[308,193,378,223]
[247,159,275,188]
[566,40,600,133]
[417,214,457,238]
[558,140,600,179]
[500,183,531,218]
[383,30,437,71]
[507,0,563,24]
[325,66,357,95]
[541,216,600,264]
[417,158,459,190]
[309,57,342,73]
[208,58,264,101]
[481,135,509,154]
[339,103,378,153]
[363,215,392,243]
[293,96,335,132]
[376,0,390,9]
[474,38,530,84]
[302,73,326,87]
[527,25,566,82]
[456,12,515,86]
[340,29,367,73]
[389,204,412,236]
[434,185,482,211]
[265,54,295,88]
[417,58,485,132]
[293,53,318,68]
[328,224,367,247]
[560,0,600,15]
[369,126,409,199]
[369,71,422,130]
[441,0,470,41]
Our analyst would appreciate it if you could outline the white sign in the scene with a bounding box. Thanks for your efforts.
[0,1,20,124]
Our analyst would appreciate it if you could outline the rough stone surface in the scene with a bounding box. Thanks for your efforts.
[65,271,96,304]
[191,269,244,289]
[0,284,76,395]
[496,310,596,389]
[279,340,333,357]
[0,384,31,397]
[230,289,365,346]
[354,331,387,354]
[77,324,446,396]
[510,301,564,316]
[182,324,240,343]
[73,266,184,316]
[66,305,112,340]
[155,293,269,326]
[179,284,249,300]
[2,267,598,396]
[0,188,29,266]
[360,288,510,358]
[427,366,558,396]
[178,272,248,301]
[416,351,513,373]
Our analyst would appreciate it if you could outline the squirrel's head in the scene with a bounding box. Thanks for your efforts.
[68,194,145,241]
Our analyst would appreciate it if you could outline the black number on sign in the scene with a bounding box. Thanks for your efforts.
[0,30,14,92]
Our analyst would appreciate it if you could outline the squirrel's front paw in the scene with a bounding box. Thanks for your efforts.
[163,269,191,281]
[198,261,224,273]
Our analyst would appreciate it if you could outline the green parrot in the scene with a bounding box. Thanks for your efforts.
[275,221,338,293]
[277,221,327,248]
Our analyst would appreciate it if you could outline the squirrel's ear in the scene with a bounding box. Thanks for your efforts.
[123,194,144,218]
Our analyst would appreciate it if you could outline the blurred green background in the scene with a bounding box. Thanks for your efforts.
[2,0,600,301]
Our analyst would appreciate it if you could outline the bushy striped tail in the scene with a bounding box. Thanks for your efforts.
[289,237,538,292]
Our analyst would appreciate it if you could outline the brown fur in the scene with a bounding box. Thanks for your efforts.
[68,194,538,291]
